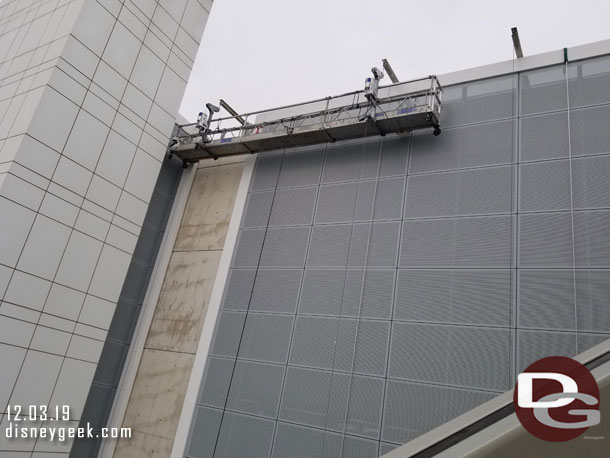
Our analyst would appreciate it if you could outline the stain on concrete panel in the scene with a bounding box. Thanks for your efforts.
[115,159,246,458]
[114,349,194,458]
[146,250,222,353]
[175,164,244,251]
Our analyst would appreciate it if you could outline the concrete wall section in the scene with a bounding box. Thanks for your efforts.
[113,157,246,458]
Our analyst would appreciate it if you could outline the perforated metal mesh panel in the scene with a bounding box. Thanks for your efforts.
[269,187,318,226]
[225,360,285,418]
[520,65,568,115]
[519,160,572,212]
[400,215,513,267]
[315,182,358,224]
[250,269,303,314]
[405,166,513,218]
[572,155,610,209]
[520,111,569,162]
[569,55,610,108]
[395,269,512,326]
[242,192,274,228]
[411,120,515,173]
[569,105,610,156]
[215,412,275,458]
[187,67,610,458]
[259,227,311,268]
[382,380,496,444]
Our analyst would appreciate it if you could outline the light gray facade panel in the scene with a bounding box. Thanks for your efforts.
[405,166,513,218]
[326,373,384,439]
[307,224,352,267]
[198,357,234,409]
[279,367,333,428]
[568,54,610,109]
[411,120,515,173]
[333,319,390,376]
[382,380,496,444]
[348,221,401,268]
[259,226,311,268]
[289,316,340,370]
[321,143,368,184]
[242,191,274,228]
[315,182,358,224]
[188,60,610,457]
[518,212,574,267]
[519,111,570,162]
[519,65,568,115]
[210,311,247,358]
[249,269,303,314]
[400,215,513,267]
[269,186,318,226]
[575,270,610,333]
[378,136,410,177]
[572,154,610,209]
[519,159,572,212]
[232,228,266,268]
[569,104,610,156]
[222,269,257,311]
[271,423,325,458]
[277,148,324,188]
[517,329,576,373]
[441,75,517,127]
[250,155,283,191]
[574,209,610,267]
[225,360,285,418]
[394,269,512,326]
[298,269,347,316]
[388,323,511,391]
[186,407,223,458]
[215,411,275,458]
[518,270,577,330]
[237,313,294,363]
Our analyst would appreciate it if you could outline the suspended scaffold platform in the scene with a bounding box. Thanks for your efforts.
[169,74,443,163]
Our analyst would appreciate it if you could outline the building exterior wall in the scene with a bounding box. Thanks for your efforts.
[0,0,212,456]
[112,157,245,458]
[181,54,610,458]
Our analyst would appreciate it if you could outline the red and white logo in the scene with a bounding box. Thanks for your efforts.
[514,356,600,441]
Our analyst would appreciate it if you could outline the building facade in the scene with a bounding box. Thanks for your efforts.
[0,0,212,457]
[1,1,610,457]
[179,48,610,457]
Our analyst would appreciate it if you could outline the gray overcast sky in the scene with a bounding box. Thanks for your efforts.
[179,0,610,121]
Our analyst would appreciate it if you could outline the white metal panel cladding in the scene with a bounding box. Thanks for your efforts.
[185,60,610,458]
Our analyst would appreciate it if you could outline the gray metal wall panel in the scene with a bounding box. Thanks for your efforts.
[394,269,512,326]
[269,187,318,226]
[405,166,513,218]
[215,411,275,458]
[569,104,610,156]
[411,120,514,173]
[400,215,513,267]
[187,64,610,457]
[242,192,274,228]
[520,111,569,162]
[568,55,610,109]
[225,360,285,418]
[520,65,568,115]
[519,160,572,212]
[249,269,303,314]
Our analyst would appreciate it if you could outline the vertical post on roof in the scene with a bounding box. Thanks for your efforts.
[511,27,524,58]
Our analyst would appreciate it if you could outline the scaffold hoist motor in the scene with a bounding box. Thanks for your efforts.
[364,66,384,103]
[196,102,220,141]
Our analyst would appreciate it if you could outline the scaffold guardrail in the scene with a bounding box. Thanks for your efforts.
[169,75,443,163]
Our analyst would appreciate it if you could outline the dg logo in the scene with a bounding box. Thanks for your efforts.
[514,356,601,442]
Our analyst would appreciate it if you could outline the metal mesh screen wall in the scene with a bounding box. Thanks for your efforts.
[185,55,610,458]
